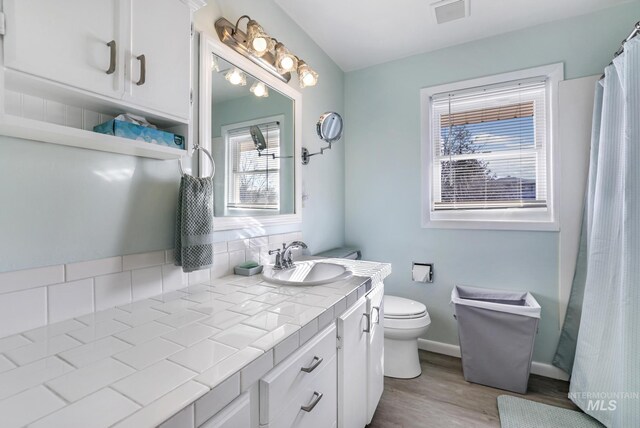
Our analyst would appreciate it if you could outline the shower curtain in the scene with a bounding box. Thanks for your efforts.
[561,36,640,427]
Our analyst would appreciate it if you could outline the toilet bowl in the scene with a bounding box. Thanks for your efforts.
[383,295,431,379]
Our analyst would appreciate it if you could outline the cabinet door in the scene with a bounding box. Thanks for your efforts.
[3,0,124,98]
[126,0,191,119]
[366,285,385,424]
[337,297,368,428]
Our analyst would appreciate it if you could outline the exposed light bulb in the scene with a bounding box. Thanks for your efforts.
[274,43,298,74]
[280,56,295,72]
[246,20,274,57]
[302,71,317,86]
[252,37,268,54]
[250,81,269,97]
[225,68,246,86]
[297,60,318,88]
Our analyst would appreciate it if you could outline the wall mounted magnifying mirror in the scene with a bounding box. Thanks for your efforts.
[302,112,344,165]
[200,32,302,231]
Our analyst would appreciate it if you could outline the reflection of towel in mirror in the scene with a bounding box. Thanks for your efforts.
[175,174,214,272]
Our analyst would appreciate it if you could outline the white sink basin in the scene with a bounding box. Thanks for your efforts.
[262,261,352,286]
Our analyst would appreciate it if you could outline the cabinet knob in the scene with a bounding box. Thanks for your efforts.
[106,40,116,75]
[301,391,323,413]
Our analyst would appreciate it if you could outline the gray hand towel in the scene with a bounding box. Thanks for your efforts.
[175,174,214,273]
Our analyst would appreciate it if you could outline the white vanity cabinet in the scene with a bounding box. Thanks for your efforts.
[260,324,337,428]
[1,0,196,121]
[366,285,385,424]
[337,297,369,428]
[195,283,385,428]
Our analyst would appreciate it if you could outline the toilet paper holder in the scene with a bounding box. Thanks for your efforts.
[412,262,433,283]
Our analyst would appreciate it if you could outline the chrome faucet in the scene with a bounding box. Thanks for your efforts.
[269,241,308,270]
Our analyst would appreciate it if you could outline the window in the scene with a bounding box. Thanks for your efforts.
[421,64,562,230]
[226,121,280,211]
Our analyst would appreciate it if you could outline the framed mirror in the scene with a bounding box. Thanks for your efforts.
[199,33,302,231]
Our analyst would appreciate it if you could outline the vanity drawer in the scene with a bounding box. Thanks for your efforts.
[263,356,337,428]
[260,324,336,424]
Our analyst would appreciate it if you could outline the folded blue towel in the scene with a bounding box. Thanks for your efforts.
[175,174,214,272]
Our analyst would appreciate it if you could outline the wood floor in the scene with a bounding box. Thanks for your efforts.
[368,351,579,428]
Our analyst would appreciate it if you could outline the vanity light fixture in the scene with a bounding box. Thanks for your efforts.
[250,81,269,97]
[225,68,246,86]
[215,16,318,87]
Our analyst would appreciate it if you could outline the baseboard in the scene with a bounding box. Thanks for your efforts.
[417,339,569,381]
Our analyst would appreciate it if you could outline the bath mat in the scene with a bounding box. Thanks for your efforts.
[497,395,604,428]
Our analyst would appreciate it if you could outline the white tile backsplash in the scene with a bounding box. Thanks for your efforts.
[161,264,187,293]
[187,269,210,286]
[228,250,246,270]
[0,231,302,340]
[0,288,47,338]
[48,279,94,323]
[131,267,163,301]
[95,272,132,311]
[66,256,122,282]
[123,251,165,271]
[0,264,64,294]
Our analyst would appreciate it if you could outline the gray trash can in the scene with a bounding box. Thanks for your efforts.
[451,285,541,394]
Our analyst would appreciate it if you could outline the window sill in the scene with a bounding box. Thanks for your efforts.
[422,218,559,232]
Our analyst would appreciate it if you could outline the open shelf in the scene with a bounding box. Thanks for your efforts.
[0,114,186,160]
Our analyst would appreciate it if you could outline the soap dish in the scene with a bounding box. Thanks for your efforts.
[234,265,264,276]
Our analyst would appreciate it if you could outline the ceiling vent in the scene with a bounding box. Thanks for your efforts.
[432,0,469,24]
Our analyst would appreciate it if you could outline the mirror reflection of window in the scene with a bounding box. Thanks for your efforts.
[226,121,281,211]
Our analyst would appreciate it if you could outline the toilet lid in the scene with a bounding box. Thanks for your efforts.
[384,295,427,319]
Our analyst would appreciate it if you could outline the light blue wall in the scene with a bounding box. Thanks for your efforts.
[344,2,640,364]
[0,0,345,272]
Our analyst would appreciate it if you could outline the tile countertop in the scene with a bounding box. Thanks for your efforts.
[0,259,391,428]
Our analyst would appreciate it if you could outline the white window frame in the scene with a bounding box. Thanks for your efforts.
[420,63,563,231]
[222,115,284,213]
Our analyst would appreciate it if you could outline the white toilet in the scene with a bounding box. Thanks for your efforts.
[383,295,431,379]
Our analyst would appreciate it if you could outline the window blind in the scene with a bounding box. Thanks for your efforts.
[431,78,548,211]
[227,122,280,210]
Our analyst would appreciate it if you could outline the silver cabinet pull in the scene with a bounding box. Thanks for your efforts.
[301,391,323,413]
[301,356,323,373]
[136,54,146,85]
[106,40,116,75]
[363,313,371,333]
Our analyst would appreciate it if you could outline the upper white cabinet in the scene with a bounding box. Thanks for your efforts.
[0,0,204,159]
[124,0,192,119]
[3,0,124,99]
